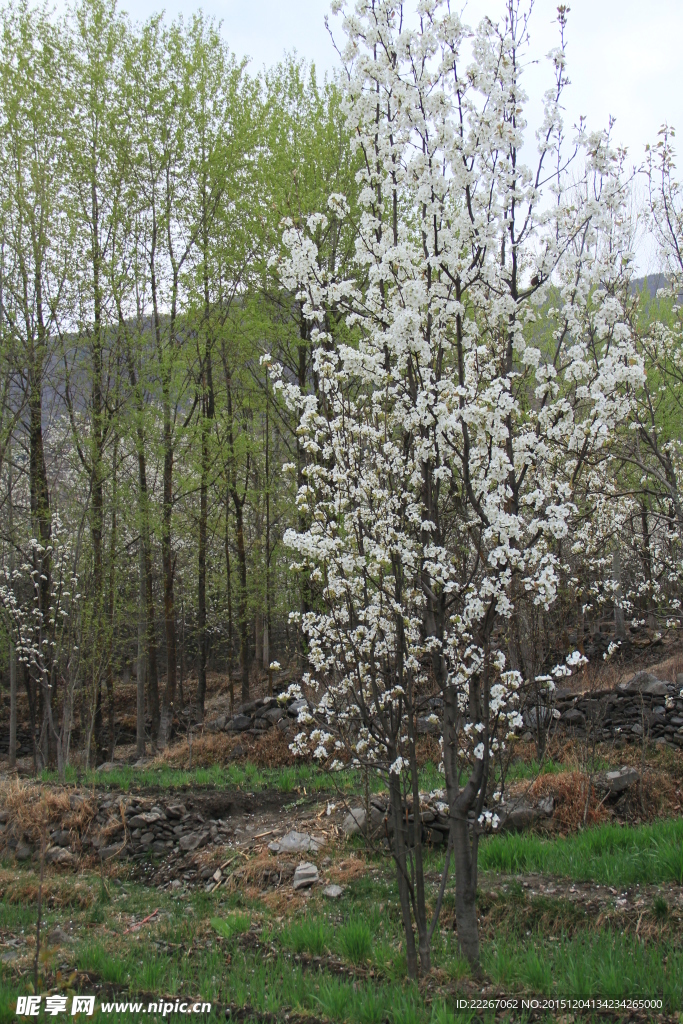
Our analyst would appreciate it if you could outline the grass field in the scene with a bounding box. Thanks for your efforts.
[479,817,683,886]
[1,816,682,1023]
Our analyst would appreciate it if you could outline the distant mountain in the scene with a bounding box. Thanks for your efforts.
[631,273,682,299]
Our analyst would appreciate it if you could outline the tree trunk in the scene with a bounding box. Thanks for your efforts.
[389,772,418,979]
[158,395,177,747]
[125,339,160,738]
[443,684,482,967]
[197,217,215,719]
[197,388,211,718]
[8,449,17,769]
[225,374,250,703]
[265,384,272,676]
[106,433,118,762]
[225,492,234,712]
[136,539,147,758]
[451,815,480,965]
[613,545,626,641]
[234,495,249,703]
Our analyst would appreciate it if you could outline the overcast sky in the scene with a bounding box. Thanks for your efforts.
[114,0,681,272]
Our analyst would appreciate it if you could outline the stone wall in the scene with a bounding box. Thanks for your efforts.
[552,671,683,748]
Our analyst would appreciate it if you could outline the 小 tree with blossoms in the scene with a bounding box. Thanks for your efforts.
[273,0,644,973]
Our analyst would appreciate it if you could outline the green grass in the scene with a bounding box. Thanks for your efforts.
[503,757,578,782]
[483,930,683,1005]
[338,918,374,963]
[479,817,683,885]
[280,917,332,955]
[210,913,251,939]
[39,760,446,797]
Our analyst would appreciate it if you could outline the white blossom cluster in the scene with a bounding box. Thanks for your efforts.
[271,0,643,816]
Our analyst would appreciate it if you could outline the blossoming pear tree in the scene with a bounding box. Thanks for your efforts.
[272,0,642,971]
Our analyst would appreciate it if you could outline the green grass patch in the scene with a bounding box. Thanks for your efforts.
[480,818,683,885]
[338,918,374,963]
[483,929,683,1006]
[280,917,332,956]
[210,913,251,939]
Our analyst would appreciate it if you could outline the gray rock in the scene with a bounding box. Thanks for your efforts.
[99,843,126,860]
[208,715,226,731]
[165,803,187,819]
[426,827,445,845]
[288,699,309,717]
[50,830,71,847]
[292,861,319,890]
[561,708,585,725]
[15,843,32,861]
[524,706,554,728]
[96,761,117,772]
[537,796,555,816]
[499,803,539,831]
[151,841,168,855]
[171,879,182,890]
[128,811,164,829]
[140,831,155,844]
[46,848,76,866]
[416,716,440,735]
[228,714,252,732]
[323,884,343,898]
[268,830,323,854]
[276,719,292,733]
[644,680,670,696]
[263,707,285,725]
[626,672,667,695]
[595,767,640,793]
[47,926,74,946]
[236,700,260,715]
[179,832,208,852]
[631,724,644,735]
[342,808,366,836]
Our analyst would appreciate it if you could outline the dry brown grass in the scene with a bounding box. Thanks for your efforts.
[0,866,95,908]
[529,771,609,830]
[0,780,98,844]
[327,854,368,886]
[152,726,300,770]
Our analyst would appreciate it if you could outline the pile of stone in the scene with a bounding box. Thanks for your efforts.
[1,792,237,869]
[205,695,309,735]
[340,790,556,842]
[552,671,683,747]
